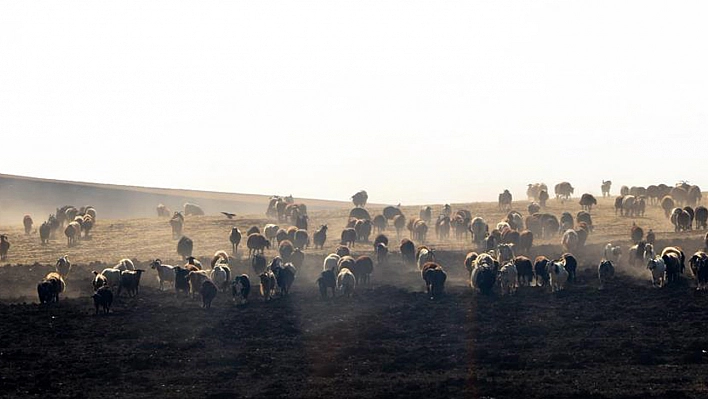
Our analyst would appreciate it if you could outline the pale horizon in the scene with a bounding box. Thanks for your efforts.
[1,1,706,205]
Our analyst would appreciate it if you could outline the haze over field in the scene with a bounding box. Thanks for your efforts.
[1,1,706,204]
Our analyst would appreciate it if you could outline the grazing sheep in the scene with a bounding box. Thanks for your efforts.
[421,262,447,299]
[598,260,615,290]
[317,269,337,299]
[229,227,242,254]
[200,280,218,308]
[23,215,33,235]
[93,286,113,314]
[37,272,66,304]
[231,274,251,304]
[312,225,328,249]
[149,259,176,291]
[351,190,368,208]
[341,228,357,247]
[548,261,569,292]
[259,270,277,301]
[336,245,351,258]
[579,193,597,212]
[323,254,341,272]
[54,256,71,277]
[400,239,416,266]
[184,202,205,216]
[118,269,145,297]
[247,233,270,257]
[252,254,267,275]
[177,236,194,260]
[337,268,356,297]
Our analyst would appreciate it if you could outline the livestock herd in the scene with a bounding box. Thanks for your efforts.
[3,180,708,315]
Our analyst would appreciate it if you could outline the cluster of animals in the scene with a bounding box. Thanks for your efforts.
[30,206,97,247]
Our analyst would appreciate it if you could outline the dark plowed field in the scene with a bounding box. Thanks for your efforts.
[3,249,708,399]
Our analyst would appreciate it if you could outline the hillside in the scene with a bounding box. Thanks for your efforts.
[0,173,350,225]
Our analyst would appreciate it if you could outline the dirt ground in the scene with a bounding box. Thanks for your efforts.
[2,196,708,398]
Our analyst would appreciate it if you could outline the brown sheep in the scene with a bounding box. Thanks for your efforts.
[247,234,270,257]
[579,193,597,212]
[517,230,533,254]
[340,228,357,247]
[661,196,675,218]
[372,215,387,233]
[400,239,416,266]
[279,240,294,262]
[393,214,406,238]
[352,256,374,285]
[630,223,643,244]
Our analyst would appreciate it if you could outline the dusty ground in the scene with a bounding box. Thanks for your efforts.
[1,195,708,398]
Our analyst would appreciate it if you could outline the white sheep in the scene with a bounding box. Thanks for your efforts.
[100,268,122,288]
[323,254,341,272]
[149,259,176,291]
[337,268,356,297]
[211,264,231,292]
[55,255,72,277]
[115,258,135,271]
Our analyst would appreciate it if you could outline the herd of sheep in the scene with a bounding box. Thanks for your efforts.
[5,180,708,315]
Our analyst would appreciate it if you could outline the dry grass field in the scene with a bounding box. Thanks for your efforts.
[1,192,708,398]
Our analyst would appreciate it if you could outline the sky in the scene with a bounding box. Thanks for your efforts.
[1,1,706,205]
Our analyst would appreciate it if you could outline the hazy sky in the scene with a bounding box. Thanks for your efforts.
[1,1,706,205]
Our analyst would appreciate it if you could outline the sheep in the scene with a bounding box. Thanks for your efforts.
[336,245,350,258]
[271,262,297,296]
[646,229,655,246]
[55,255,71,277]
[514,256,534,286]
[497,243,515,265]
[351,190,368,208]
[290,248,304,269]
[337,268,356,297]
[561,253,577,283]
[93,286,113,314]
[294,229,309,249]
[92,271,108,291]
[279,240,294,262]
[185,256,203,270]
[400,239,416,266]
[349,207,372,221]
[149,259,176,288]
[100,268,122,288]
[538,190,549,208]
[323,254,340,272]
[601,180,612,197]
[497,262,518,296]
[393,215,406,239]
[259,270,277,301]
[548,261,568,292]
[554,182,574,201]
[695,206,708,230]
[413,220,429,243]
[534,256,550,287]
[261,224,278,247]
[661,196,675,218]
[372,215,387,233]
[603,243,622,265]
[416,246,435,270]
[421,262,447,299]
[598,260,615,290]
[498,190,513,211]
[464,252,478,273]
[247,226,261,236]
[275,228,289,245]
[210,250,229,269]
[252,254,267,275]
[247,233,270,257]
[115,258,136,271]
[37,272,65,304]
[340,228,357,247]
[286,226,298,243]
[82,214,94,238]
[528,202,541,215]
[230,227,242,254]
[170,212,184,239]
[174,267,191,295]
[661,246,686,283]
[157,203,171,217]
[579,193,597,212]
[118,269,145,297]
[375,243,388,265]
[687,185,702,206]
[646,256,666,287]
[177,236,194,260]
[469,217,488,246]
[631,223,644,244]
[23,215,33,235]
[64,222,80,247]
[312,225,327,249]
[352,256,374,286]
[317,269,337,299]
[184,202,205,216]
[517,230,533,254]
[628,242,647,268]
[470,263,495,295]
[338,256,356,273]
[419,206,433,224]
[689,252,708,290]
[383,205,403,220]
[186,270,210,299]
[231,274,251,305]
[201,280,218,308]
[355,219,373,243]
[39,222,51,244]
[211,264,231,292]
[561,229,579,253]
